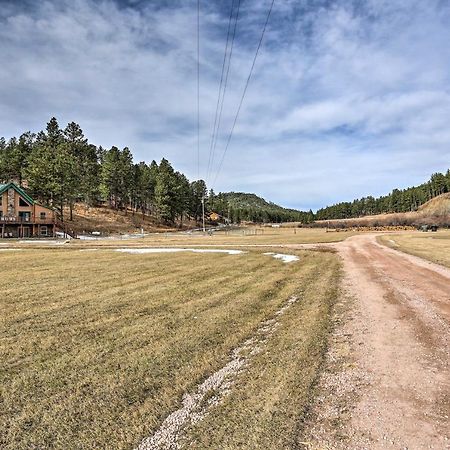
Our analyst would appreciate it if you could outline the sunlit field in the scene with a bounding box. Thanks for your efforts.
[1,245,340,449]
[379,230,450,268]
[0,227,357,250]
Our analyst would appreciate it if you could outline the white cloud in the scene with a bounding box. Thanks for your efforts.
[0,0,449,210]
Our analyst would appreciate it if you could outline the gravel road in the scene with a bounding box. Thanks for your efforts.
[307,234,450,449]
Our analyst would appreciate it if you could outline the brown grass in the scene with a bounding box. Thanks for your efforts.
[0,246,340,449]
[378,230,450,268]
[181,255,340,449]
[3,227,358,250]
[64,203,182,234]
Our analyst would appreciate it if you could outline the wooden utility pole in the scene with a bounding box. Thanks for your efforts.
[202,195,206,232]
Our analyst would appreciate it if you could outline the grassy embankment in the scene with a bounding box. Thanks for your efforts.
[1,244,340,449]
[379,230,450,268]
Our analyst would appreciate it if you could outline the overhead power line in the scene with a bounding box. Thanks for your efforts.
[205,0,241,185]
[212,0,275,188]
[197,0,200,180]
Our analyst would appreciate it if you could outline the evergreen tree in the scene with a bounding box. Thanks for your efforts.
[154,159,175,222]
[100,146,122,208]
[64,122,99,206]
[190,179,207,221]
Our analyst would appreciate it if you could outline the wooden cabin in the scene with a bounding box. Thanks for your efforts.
[0,182,56,238]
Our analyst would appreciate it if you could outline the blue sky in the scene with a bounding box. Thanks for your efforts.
[1,0,449,210]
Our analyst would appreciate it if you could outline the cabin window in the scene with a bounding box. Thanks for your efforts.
[40,225,48,236]
[19,212,31,222]
[19,197,29,207]
[0,196,2,206]
[40,212,46,220]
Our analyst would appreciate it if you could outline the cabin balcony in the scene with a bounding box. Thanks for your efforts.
[0,216,55,225]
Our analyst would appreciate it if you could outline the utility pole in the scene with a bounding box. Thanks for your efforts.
[202,195,206,232]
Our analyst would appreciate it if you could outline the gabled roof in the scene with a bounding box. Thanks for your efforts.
[0,182,35,205]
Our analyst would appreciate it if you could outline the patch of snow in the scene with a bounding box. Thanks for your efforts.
[78,233,147,241]
[78,235,106,240]
[55,232,73,239]
[18,240,67,245]
[0,248,23,251]
[264,252,299,263]
[115,248,244,255]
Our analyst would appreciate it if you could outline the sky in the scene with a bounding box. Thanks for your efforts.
[1,0,450,211]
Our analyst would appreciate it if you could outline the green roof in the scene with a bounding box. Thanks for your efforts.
[0,182,35,205]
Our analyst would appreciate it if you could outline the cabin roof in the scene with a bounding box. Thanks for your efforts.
[0,182,35,205]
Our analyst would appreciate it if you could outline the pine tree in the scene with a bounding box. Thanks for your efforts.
[100,146,122,208]
[154,159,175,223]
[64,122,99,207]
[190,180,207,221]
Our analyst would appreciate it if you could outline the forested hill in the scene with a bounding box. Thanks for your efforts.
[209,192,313,223]
[316,170,450,220]
[0,117,307,225]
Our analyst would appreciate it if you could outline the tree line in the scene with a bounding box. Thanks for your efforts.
[0,117,211,224]
[315,170,450,220]
[0,117,306,225]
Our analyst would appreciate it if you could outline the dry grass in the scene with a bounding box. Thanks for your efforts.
[181,255,340,449]
[0,246,340,449]
[2,227,357,250]
[379,230,450,268]
[65,203,181,234]
[94,227,357,246]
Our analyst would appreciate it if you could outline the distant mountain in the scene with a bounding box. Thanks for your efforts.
[220,192,285,210]
[212,192,312,223]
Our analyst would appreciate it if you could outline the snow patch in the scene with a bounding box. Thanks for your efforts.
[264,252,299,263]
[116,248,244,255]
[18,240,67,245]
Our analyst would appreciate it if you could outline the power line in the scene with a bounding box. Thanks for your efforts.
[205,0,241,185]
[212,0,275,188]
[205,0,235,183]
[197,0,200,180]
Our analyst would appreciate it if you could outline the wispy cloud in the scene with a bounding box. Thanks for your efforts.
[1,0,449,210]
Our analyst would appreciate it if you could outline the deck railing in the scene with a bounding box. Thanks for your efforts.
[0,216,55,224]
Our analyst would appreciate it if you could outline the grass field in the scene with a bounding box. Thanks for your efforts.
[379,230,450,268]
[94,227,356,246]
[1,227,357,250]
[1,245,340,449]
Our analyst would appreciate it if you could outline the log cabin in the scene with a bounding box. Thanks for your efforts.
[0,182,56,238]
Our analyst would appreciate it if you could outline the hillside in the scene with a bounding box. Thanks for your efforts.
[418,192,450,216]
[316,169,450,220]
[63,204,184,236]
[314,192,450,229]
[220,192,280,209]
[215,192,311,223]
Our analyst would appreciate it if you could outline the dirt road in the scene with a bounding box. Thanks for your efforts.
[305,234,450,449]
